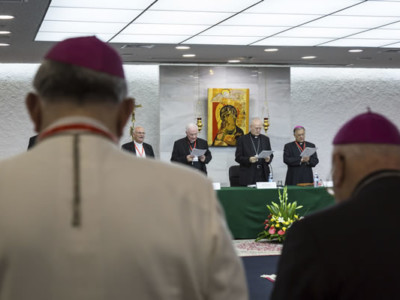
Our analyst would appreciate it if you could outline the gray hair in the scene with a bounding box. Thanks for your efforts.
[186,123,198,132]
[33,60,128,104]
[293,126,305,134]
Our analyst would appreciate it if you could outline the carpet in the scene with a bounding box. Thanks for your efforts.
[233,239,283,257]
[241,255,280,300]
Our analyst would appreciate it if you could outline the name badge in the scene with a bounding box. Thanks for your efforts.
[212,182,221,190]
[256,182,277,189]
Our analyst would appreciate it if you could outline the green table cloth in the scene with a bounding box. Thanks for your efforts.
[216,186,335,239]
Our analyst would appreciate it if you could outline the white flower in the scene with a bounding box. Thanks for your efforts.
[277,217,285,223]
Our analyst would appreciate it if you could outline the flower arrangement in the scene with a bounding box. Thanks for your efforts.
[256,186,303,243]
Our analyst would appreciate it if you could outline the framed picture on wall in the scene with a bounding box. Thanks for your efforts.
[207,88,249,147]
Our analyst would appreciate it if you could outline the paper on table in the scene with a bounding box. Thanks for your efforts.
[300,147,317,157]
[257,150,274,159]
[190,148,207,157]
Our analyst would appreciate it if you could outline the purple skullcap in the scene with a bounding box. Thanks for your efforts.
[294,126,304,130]
[333,111,400,145]
[44,36,125,79]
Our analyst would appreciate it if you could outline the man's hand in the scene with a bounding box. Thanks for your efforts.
[199,155,206,162]
[249,156,258,163]
[187,155,194,162]
[301,156,310,163]
[265,156,271,163]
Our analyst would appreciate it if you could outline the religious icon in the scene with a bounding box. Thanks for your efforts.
[207,88,249,147]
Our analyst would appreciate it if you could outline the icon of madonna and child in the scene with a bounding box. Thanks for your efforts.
[208,88,249,147]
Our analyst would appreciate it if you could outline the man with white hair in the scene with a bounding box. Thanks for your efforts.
[0,36,247,300]
[271,110,400,300]
[121,125,155,158]
[171,123,212,175]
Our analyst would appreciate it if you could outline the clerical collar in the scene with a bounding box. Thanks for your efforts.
[251,134,259,139]
[38,116,118,144]
[187,137,196,145]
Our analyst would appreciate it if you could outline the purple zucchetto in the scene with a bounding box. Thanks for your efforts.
[333,111,400,145]
[44,36,125,79]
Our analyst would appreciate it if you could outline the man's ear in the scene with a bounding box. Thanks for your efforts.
[25,93,42,133]
[116,97,134,138]
[332,153,345,188]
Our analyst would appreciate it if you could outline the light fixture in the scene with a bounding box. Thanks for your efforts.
[264,48,279,52]
[228,59,241,63]
[176,45,191,50]
[182,54,196,57]
[0,31,11,35]
[302,56,316,60]
[0,15,14,20]
[348,49,363,53]
[0,43,10,46]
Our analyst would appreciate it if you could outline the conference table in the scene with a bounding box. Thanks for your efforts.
[216,186,335,239]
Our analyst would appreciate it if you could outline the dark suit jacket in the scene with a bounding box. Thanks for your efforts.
[235,133,273,186]
[271,170,400,300]
[121,141,155,158]
[170,137,212,174]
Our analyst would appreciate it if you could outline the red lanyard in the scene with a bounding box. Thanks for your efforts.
[295,141,305,152]
[134,143,145,157]
[188,140,196,151]
[39,123,118,143]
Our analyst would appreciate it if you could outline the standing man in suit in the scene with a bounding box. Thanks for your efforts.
[283,126,319,185]
[121,125,155,158]
[271,111,400,300]
[171,123,212,175]
[235,117,273,186]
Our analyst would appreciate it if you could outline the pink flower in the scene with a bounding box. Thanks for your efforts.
[264,224,269,230]
[264,219,269,224]
[278,229,285,236]
[268,227,276,235]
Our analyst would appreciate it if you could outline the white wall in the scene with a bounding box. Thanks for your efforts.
[0,64,159,158]
[1,64,400,186]
[291,67,400,183]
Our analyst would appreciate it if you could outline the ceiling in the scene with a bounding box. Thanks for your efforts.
[2,0,400,68]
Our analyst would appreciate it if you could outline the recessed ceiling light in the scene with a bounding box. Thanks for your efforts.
[228,59,241,63]
[348,49,363,53]
[176,45,190,50]
[264,48,279,52]
[302,56,316,60]
[182,54,196,57]
[0,31,11,35]
[0,43,10,46]
[0,15,14,20]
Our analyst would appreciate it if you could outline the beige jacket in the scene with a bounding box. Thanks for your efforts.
[0,119,248,300]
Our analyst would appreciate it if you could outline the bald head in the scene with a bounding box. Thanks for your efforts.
[332,144,400,202]
[250,118,263,136]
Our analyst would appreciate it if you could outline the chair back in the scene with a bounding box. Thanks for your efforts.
[229,165,241,187]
